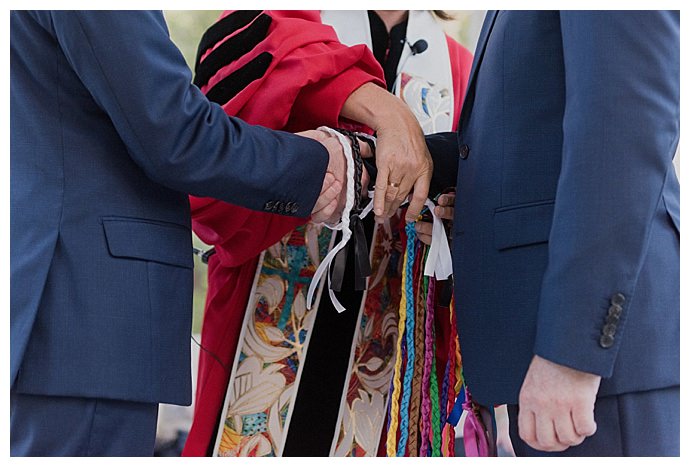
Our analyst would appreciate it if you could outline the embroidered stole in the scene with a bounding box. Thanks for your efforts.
[214,11,458,457]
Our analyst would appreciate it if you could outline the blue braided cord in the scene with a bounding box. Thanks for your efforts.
[447,385,465,426]
[396,222,417,456]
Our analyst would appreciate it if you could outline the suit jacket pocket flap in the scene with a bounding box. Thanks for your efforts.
[494,201,554,251]
[102,217,193,268]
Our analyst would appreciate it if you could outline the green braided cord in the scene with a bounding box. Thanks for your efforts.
[430,342,442,456]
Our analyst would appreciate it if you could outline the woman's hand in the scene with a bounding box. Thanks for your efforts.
[414,192,455,245]
[340,83,432,223]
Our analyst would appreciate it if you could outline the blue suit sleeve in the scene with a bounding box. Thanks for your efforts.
[44,10,327,218]
[534,11,680,377]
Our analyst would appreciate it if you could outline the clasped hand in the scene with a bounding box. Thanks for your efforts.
[299,129,368,224]
[304,83,433,225]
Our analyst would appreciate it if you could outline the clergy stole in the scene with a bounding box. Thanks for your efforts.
[213,10,456,457]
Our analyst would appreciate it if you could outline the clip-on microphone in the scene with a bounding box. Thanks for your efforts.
[393,39,429,92]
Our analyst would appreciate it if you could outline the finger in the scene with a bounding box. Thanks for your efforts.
[554,410,585,447]
[384,179,409,219]
[417,233,432,245]
[374,165,390,217]
[311,197,338,224]
[414,221,433,237]
[361,169,370,195]
[386,188,407,218]
[438,193,456,207]
[311,175,339,213]
[534,414,565,452]
[434,206,454,220]
[385,174,409,217]
[312,183,340,222]
[385,184,400,203]
[518,408,537,448]
[312,199,338,222]
[312,174,337,213]
[386,199,403,219]
[405,174,430,222]
[357,138,374,158]
[571,403,597,438]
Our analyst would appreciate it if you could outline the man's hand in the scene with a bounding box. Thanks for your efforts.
[298,130,345,224]
[518,355,601,452]
[340,83,432,223]
[415,192,454,245]
[310,172,341,223]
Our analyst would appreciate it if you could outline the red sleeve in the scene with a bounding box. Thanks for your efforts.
[287,56,384,132]
[445,35,473,132]
[190,10,385,266]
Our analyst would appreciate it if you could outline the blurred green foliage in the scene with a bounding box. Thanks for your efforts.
[165,11,221,68]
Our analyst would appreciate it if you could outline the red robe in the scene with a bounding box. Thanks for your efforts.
[183,10,472,456]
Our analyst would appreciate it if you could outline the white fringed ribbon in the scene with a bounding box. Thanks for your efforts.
[307,127,360,313]
[423,198,453,280]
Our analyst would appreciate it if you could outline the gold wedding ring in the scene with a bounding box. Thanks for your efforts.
[388,181,401,188]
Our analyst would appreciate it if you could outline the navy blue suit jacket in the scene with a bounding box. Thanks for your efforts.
[427,11,679,405]
[10,11,328,405]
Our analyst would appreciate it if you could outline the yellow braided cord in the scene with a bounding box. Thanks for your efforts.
[386,249,409,457]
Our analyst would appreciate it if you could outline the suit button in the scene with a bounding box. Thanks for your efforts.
[611,293,626,306]
[291,203,299,214]
[264,200,275,211]
[275,201,285,213]
[459,144,470,160]
[607,304,622,319]
[599,334,615,349]
[605,314,620,325]
[602,323,617,337]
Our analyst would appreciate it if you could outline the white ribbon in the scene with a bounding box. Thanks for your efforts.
[423,198,453,280]
[306,127,357,313]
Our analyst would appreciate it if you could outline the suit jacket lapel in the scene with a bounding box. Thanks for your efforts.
[457,10,499,129]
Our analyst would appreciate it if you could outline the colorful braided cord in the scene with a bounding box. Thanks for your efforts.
[396,222,418,456]
[385,224,413,456]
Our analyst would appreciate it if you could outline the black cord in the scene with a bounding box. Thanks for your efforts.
[335,129,364,212]
[190,334,232,374]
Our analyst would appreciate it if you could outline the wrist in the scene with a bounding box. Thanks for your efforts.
[533,354,602,383]
[341,82,408,131]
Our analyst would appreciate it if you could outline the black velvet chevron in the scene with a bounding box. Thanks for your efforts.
[194,13,272,89]
[194,10,262,72]
[204,52,273,106]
